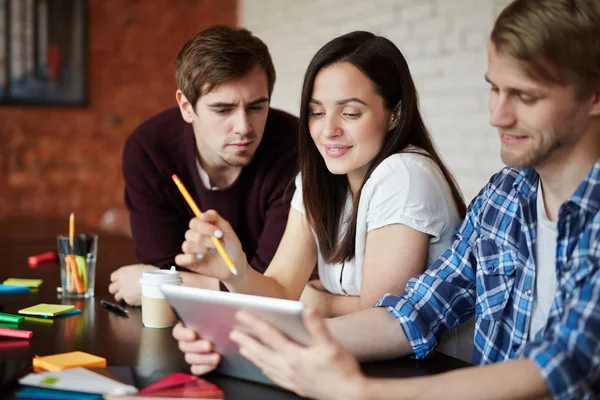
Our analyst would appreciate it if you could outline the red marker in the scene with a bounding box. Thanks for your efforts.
[28,251,58,267]
[0,327,33,339]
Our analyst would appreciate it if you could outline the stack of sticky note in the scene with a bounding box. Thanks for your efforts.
[0,278,43,294]
[18,304,80,319]
[33,351,107,372]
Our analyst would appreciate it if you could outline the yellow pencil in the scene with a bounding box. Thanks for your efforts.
[68,212,75,249]
[171,174,238,276]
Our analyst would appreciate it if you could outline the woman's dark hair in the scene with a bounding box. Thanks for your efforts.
[299,31,466,264]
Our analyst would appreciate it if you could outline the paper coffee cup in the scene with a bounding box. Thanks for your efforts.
[139,267,182,328]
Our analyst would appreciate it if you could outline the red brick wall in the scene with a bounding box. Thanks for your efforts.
[0,0,237,227]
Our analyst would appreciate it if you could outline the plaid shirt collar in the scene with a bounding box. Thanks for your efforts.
[513,158,600,215]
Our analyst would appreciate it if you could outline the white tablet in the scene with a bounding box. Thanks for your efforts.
[160,285,311,386]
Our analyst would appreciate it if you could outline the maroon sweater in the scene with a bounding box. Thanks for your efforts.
[123,107,298,273]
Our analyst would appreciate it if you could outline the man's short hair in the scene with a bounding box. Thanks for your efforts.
[175,25,276,108]
[491,0,600,99]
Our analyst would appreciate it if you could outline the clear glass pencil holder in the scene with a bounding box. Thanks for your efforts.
[57,234,98,298]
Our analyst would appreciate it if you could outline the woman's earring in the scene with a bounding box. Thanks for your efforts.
[389,115,397,130]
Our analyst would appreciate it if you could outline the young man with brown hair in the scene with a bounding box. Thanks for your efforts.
[109,26,298,306]
[176,1,600,398]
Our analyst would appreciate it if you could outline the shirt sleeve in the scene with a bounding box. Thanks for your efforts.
[123,134,188,269]
[290,173,304,214]
[373,178,495,359]
[365,155,455,241]
[518,231,600,400]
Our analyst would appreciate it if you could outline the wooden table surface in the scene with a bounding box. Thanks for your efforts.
[0,217,469,399]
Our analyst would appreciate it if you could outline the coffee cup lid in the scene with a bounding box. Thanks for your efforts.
[139,266,182,285]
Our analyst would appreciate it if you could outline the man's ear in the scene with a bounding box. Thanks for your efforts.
[176,90,196,123]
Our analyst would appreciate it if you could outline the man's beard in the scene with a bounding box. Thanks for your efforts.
[221,150,254,168]
[501,136,562,169]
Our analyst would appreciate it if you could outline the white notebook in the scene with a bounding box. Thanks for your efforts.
[19,367,138,396]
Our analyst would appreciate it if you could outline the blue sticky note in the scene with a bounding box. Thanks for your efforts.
[0,284,30,295]
[15,386,103,399]
[38,309,82,319]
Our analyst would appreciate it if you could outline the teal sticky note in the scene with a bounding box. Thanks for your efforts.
[0,284,30,294]
[38,309,82,319]
[15,387,103,399]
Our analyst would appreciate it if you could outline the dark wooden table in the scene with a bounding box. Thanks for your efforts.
[0,217,469,399]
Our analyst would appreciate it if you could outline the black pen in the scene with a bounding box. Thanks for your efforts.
[100,299,129,317]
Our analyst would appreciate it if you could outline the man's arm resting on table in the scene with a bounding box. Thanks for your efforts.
[326,309,549,399]
[110,265,220,305]
[353,358,549,400]
[327,307,413,362]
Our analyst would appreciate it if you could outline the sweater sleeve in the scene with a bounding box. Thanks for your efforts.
[246,147,297,274]
[123,134,189,269]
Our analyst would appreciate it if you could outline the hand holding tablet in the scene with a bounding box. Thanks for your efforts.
[162,285,310,386]
[172,323,221,376]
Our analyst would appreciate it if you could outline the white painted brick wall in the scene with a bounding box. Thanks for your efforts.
[241,0,513,202]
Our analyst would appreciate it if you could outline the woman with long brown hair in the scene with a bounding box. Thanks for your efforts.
[174,31,466,318]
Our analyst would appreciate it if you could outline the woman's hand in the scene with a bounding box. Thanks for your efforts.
[175,210,248,282]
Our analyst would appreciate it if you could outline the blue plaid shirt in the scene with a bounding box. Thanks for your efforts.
[376,160,600,400]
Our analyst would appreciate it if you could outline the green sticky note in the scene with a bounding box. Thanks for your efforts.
[18,304,75,317]
[41,377,60,385]
[3,278,43,288]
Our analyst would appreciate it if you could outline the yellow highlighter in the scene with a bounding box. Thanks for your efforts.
[171,174,238,276]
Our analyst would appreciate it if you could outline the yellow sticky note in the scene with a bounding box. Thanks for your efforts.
[3,278,43,288]
[33,351,107,372]
[18,304,75,317]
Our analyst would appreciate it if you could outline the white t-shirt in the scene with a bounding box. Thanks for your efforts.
[291,150,461,296]
[196,158,220,191]
[529,181,558,339]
